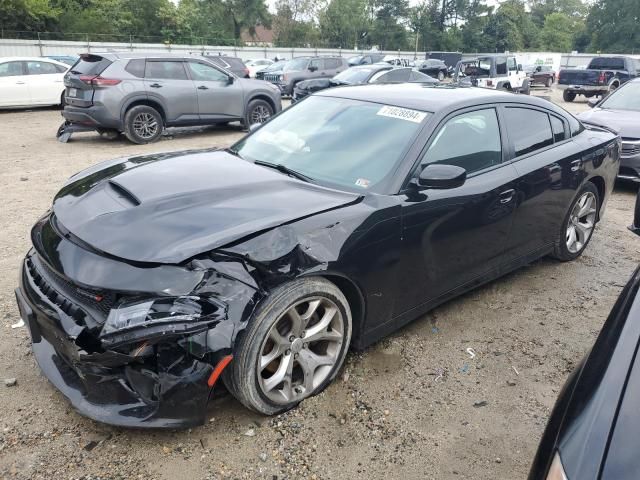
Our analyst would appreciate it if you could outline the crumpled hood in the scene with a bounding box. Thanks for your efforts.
[578,108,640,138]
[296,78,333,91]
[52,149,360,264]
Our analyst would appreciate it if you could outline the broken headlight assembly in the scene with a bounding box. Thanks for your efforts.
[100,296,226,344]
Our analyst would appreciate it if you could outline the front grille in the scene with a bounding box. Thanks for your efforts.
[263,74,281,83]
[27,256,115,325]
[621,138,640,158]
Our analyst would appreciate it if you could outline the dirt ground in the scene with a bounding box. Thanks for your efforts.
[0,87,638,480]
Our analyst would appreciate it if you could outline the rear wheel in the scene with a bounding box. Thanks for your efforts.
[225,277,352,415]
[551,182,599,261]
[520,80,530,95]
[124,105,163,144]
[245,99,274,128]
[563,90,576,102]
[546,77,553,87]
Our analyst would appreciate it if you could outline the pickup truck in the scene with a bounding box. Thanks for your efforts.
[558,56,640,102]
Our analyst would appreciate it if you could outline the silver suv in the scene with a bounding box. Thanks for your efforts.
[59,52,282,144]
[261,56,348,96]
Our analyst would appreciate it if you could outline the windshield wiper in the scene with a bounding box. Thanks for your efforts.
[254,160,313,183]
[225,147,243,159]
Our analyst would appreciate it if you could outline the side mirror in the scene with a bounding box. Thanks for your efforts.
[630,188,640,236]
[227,76,235,85]
[417,164,466,189]
[517,64,523,71]
[587,97,600,108]
[309,65,318,72]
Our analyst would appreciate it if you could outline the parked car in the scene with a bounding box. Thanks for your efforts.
[454,54,530,94]
[526,65,556,87]
[578,78,640,181]
[15,84,619,427]
[0,57,69,108]
[558,56,640,102]
[382,55,411,67]
[292,64,438,102]
[44,55,79,66]
[255,59,287,80]
[416,58,448,81]
[426,51,462,74]
[261,56,348,96]
[58,52,281,144]
[348,53,386,66]
[529,191,640,480]
[245,58,273,78]
[202,54,250,78]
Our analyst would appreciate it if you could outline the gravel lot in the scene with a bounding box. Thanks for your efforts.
[0,87,637,480]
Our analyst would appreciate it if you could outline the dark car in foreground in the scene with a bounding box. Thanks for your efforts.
[529,192,640,480]
[58,52,281,144]
[578,78,640,181]
[15,84,619,428]
[292,64,437,102]
[558,56,639,102]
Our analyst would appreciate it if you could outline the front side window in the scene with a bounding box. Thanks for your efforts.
[26,61,59,75]
[233,96,429,191]
[145,61,188,80]
[421,108,502,174]
[284,58,309,72]
[0,61,24,77]
[309,59,321,70]
[505,107,553,157]
[188,62,228,82]
[508,57,518,71]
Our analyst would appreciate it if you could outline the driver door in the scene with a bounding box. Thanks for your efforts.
[396,107,521,315]
[186,60,245,122]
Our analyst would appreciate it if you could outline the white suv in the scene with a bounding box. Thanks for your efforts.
[454,55,530,94]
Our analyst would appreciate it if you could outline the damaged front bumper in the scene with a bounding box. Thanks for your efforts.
[15,248,256,428]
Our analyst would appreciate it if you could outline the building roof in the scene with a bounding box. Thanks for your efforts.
[241,25,275,45]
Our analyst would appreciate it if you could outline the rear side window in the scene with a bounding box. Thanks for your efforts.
[325,58,340,69]
[125,59,145,78]
[505,107,553,157]
[0,61,24,77]
[70,54,112,75]
[145,61,188,80]
[496,57,507,75]
[550,115,566,142]
[589,57,625,70]
[421,108,502,174]
[26,61,60,75]
[507,57,517,71]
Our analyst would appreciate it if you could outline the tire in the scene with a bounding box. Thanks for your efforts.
[123,105,163,144]
[520,80,530,95]
[225,277,352,415]
[563,90,576,102]
[610,81,619,91]
[245,98,274,128]
[546,77,553,87]
[59,91,66,108]
[437,70,445,81]
[551,182,599,261]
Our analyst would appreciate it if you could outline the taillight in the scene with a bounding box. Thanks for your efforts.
[78,75,121,86]
[598,72,606,84]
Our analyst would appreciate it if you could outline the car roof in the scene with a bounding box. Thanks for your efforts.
[316,83,566,114]
[0,56,70,68]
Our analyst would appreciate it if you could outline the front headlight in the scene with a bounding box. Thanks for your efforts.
[546,452,568,480]
[278,74,284,81]
[101,296,222,336]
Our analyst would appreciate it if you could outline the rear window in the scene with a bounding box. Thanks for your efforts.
[589,57,625,70]
[70,54,112,76]
[125,59,145,78]
[221,57,245,69]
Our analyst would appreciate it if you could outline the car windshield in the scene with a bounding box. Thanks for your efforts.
[333,67,378,84]
[348,55,363,65]
[264,61,286,72]
[284,58,309,72]
[599,82,640,111]
[233,96,429,192]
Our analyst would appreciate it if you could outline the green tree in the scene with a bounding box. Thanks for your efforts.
[587,0,640,53]
[0,0,60,32]
[319,0,371,48]
[220,0,271,42]
[272,0,319,47]
[369,0,410,50]
[539,12,576,52]
[484,0,536,52]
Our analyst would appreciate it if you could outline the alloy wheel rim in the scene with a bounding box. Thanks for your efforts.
[566,191,597,253]
[258,296,344,404]
[250,105,271,125]
[133,113,159,139]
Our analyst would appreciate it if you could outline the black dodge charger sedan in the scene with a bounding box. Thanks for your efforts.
[529,192,640,480]
[15,84,620,427]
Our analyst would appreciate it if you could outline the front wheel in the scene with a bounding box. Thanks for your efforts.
[551,183,599,261]
[563,90,576,102]
[546,77,553,87]
[245,99,274,128]
[520,80,530,95]
[437,70,445,81]
[224,277,352,415]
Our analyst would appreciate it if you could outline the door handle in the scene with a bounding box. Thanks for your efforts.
[499,189,516,204]
[197,85,209,90]
[149,83,162,88]
[16,81,25,84]
[570,159,582,172]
